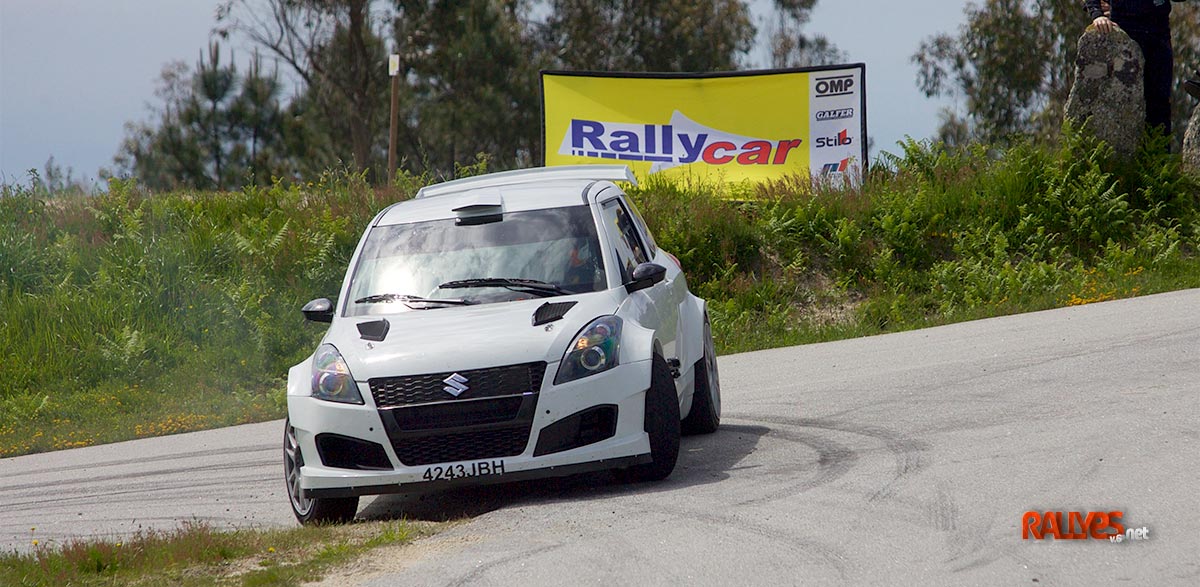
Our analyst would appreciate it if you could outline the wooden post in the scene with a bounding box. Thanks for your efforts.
[387,55,400,182]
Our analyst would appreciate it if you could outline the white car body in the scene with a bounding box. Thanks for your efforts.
[284,165,720,523]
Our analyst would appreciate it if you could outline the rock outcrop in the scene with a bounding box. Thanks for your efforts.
[1065,27,1144,157]
[1184,104,1200,174]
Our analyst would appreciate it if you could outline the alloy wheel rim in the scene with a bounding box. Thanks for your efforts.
[284,425,313,515]
[705,320,721,415]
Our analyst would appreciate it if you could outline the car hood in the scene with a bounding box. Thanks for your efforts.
[323,291,624,381]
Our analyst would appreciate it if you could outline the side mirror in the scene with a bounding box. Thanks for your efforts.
[626,262,667,293]
[301,298,334,323]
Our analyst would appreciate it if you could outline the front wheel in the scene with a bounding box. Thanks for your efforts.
[284,419,358,525]
[681,314,721,435]
[616,354,681,483]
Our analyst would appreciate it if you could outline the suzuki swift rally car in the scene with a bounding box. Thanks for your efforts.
[284,165,721,524]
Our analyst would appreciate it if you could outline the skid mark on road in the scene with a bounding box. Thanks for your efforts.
[729,425,857,507]
[0,457,276,495]
[448,544,566,587]
[2,443,277,479]
[931,482,959,531]
[640,502,848,581]
[726,413,929,503]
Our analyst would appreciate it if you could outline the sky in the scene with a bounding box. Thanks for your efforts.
[0,0,964,186]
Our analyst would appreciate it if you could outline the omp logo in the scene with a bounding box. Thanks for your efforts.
[442,373,469,397]
[559,111,803,173]
[815,129,853,149]
[815,74,854,97]
[816,108,854,121]
[821,158,851,176]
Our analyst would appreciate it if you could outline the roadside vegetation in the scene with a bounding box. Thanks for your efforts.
[1,519,437,586]
[3,129,1198,460]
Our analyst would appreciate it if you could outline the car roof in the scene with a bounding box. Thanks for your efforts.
[376,165,638,226]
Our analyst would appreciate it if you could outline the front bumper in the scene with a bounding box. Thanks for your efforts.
[287,359,653,498]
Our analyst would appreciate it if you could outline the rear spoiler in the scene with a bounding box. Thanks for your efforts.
[415,165,637,199]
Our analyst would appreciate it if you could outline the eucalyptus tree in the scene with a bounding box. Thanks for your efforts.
[543,0,756,72]
[769,0,844,67]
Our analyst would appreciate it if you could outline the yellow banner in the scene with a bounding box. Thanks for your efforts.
[542,67,866,183]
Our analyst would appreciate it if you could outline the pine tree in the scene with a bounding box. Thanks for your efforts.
[115,43,292,190]
[234,52,286,184]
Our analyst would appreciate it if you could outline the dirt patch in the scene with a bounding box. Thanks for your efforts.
[304,525,477,587]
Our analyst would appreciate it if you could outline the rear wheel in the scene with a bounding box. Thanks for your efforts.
[284,419,358,525]
[616,354,680,482]
[681,314,721,435]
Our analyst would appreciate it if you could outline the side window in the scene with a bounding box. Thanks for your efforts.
[622,197,657,257]
[601,199,649,282]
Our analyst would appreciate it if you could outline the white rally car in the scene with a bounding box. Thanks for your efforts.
[284,165,720,524]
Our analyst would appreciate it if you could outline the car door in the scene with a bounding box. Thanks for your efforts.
[599,196,680,363]
[620,195,686,364]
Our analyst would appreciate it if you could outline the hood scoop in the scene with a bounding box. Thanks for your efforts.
[532,301,577,326]
[357,319,390,342]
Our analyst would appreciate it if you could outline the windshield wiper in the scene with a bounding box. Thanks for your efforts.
[437,278,572,297]
[353,293,474,307]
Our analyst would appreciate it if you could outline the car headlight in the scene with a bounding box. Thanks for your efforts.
[311,344,364,404]
[555,316,622,384]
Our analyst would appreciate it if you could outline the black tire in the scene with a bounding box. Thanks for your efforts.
[284,419,359,525]
[681,314,721,435]
[617,354,681,482]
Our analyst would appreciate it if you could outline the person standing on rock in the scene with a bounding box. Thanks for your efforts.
[1085,0,1185,136]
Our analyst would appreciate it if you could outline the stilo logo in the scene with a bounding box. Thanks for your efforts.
[815,129,853,149]
[559,111,803,173]
[815,108,854,121]
[821,158,851,176]
[814,74,854,98]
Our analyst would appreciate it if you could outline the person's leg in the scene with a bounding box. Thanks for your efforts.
[1122,27,1173,136]
[1139,32,1174,136]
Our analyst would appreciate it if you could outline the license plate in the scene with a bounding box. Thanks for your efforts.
[421,459,506,482]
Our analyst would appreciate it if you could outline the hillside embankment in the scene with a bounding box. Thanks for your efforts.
[2,132,1198,457]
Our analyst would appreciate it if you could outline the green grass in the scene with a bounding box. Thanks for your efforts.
[2,126,1199,457]
[1,519,439,587]
[629,128,1200,350]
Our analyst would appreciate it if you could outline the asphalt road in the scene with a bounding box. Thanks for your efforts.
[2,290,1198,585]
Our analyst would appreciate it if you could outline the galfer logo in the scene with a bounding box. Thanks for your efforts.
[559,110,803,173]
[1021,510,1150,542]
[821,158,851,176]
[814,74,854,98]
[815,129,853,149]
[815,108,854,121]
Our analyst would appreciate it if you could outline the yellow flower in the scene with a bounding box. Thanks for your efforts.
[31,539,38,546]
[268,547,276,553]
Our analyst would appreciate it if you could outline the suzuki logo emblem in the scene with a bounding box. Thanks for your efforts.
[442,373,469,397]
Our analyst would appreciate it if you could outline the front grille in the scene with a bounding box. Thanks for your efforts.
[391,396,524,431]
[370,362,547,408]
[390,427,531,466]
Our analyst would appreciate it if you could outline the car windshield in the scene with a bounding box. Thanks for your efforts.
[346,205,605,316]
